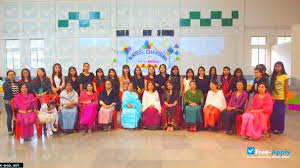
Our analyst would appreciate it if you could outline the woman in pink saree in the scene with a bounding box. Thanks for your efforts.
[79,83,98,133]
[14,84,38,139]
[240,82,273,140]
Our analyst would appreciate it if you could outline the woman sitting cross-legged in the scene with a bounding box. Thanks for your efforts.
[161,80,182,131]
[203,80,227,131]
[121,82,142,129]
[240,82,273,141]
[183,80,204,132]
[59,81,79,133]
[141,81,162,129]
[98,80,120,131]
[220,81,248,135]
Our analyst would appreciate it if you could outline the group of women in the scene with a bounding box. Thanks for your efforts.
[3,61,289,141]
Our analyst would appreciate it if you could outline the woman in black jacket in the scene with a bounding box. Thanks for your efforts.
[3,70,20,135]
[31,68,52,97]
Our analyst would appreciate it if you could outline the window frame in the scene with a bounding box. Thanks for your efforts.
[5,39,21,69]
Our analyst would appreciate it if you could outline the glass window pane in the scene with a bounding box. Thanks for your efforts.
[251,37,259,45]
[259,37,266,45]
[258,49,266,64]
[30,40,44,48]
[6,40,20,49]
[13,51,20,69]
[251,48,259,66]
[31,51,38,68]
[277,36,291,44]
[38,50,45,67]
[6,51,14,68]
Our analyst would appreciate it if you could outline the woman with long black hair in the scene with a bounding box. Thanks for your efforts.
[270,61,289,134]
[119,65,131,92]
[231,68,247,91]
[208,66,222,89]
[65,66,80,93]
[49,63,65,94]
[78,63,94,92]
[19,68,32,92]
[93,68,105,94]
[32,68,52,98]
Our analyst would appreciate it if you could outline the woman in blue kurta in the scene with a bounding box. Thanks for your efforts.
[121,82,142,129]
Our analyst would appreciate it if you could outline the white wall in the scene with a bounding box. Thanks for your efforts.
[0,0,299,78]
[243,0,300,75]
[291,24,300,88]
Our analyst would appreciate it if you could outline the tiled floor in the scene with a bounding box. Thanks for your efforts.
[0,102,299,168]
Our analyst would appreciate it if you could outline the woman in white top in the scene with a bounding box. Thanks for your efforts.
[49,63,65,94]
[203,80,226,130]
[183,68,194,93]
[141,81,161,129]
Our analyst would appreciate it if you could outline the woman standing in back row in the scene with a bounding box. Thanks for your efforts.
[78,63,94,93]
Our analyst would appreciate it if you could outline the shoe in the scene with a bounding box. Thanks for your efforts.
[8,131,14,136]
[51,125,57,132]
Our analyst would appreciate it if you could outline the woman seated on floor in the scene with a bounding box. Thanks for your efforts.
[121,82,142,129]
[220,81,248,135]
[240,82,273,141]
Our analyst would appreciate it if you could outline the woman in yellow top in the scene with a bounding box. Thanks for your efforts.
[270,61,289,134]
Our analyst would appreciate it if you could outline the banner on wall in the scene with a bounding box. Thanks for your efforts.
[116,37,180,75]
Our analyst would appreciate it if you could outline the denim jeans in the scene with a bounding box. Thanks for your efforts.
[4,103,15,132]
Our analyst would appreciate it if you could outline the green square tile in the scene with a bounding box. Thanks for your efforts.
[58,20,68,27]
[69,12,79,20]
[222,18,232,26]
[211,11,222,19]
[189,11,200,19]
[89,11,100,19]
[79,20,89,27]
[200,19,211,26]
[232,11,239,19]
[180,19,190,27]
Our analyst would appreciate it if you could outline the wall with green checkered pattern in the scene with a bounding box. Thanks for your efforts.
[0,0,244,76]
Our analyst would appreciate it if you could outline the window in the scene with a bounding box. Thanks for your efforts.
[5,40,20,69]
[251,48,266,66]
[251,36,266,45]
[251,36,267,66]
[30,39,45,68]
[277,36,291,44]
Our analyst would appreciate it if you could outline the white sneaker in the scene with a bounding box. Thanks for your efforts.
[51,125,57,132]
[47,129,53,136]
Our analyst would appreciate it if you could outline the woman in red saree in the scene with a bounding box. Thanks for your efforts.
[161,80,182,131]
[221,66,233,105]
[240,82,273,140]
[79,83,98,133]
